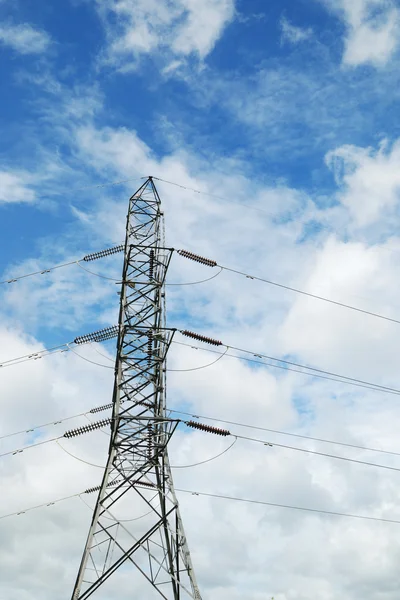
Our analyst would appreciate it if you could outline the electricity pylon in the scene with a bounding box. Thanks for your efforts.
[71,177,201,600]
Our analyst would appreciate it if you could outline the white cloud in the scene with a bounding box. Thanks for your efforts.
[326,139,400,226]
[322,0,400,67]
[94,0,235,69]
[0,170,36,203]
[0,22,51,55]
[7,72,400,599]
[280,16,313,45]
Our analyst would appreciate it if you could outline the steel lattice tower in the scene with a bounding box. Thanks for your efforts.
[71,178,201,600]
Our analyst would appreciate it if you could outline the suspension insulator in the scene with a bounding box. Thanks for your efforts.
[177,249,217,267]
[186,421,230,436]
[181,330,222,346]
[90,402,113,414]
[64,418,111,438]
[74,325,119,345]
[147,330,153,366]
[84,479,122,494]
[147,425,153,460]
[136,400,153,409]
[90,400,126,413]
[132,479,156,488]
[149,249,155,279]
[83,244,124,262]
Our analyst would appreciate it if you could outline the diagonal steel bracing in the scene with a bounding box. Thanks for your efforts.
[71,178,201,600]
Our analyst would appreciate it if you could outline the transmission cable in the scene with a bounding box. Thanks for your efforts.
[175,334,400,397]
[78,494,155,523]
[0,436,58,459]
[169,408,400,458]
[1,326,400,400]
[0,242,124,287]
[167,347,228,372]
[172,339,398,396]
[2,484,400,526]
[153,176,277,217]
[177,248,400,327]
[184,420,400,475]
[0,411,86,442]
[55,439,106,468]
[0,259,80,286]
[6,409,397,477]
[157,177,400,262]
[3,400,400,461]
[75,261,121,282]
[165,268,223,286]
[0,492,82,520]
[175,488,400,526]
[170,437,237,468]
[66,344,114,369]
[221,264,400,326]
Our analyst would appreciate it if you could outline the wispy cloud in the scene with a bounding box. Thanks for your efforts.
[0,21,51,55]
[280,16,313,45]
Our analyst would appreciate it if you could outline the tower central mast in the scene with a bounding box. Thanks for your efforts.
[72,177,201,600]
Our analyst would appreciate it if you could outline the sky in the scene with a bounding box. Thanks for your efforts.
[2,0,400,598]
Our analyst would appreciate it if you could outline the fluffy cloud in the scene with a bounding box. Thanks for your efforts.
[322,0,400,67]
[94,0,235,69]
[4,67,400,599]
[0,170,36,203]
[326,139,400,227]
[0,21,51,54]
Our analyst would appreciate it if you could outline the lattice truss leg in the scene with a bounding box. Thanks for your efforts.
[72,178,201,600]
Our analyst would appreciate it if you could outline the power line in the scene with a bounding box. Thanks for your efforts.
[232,432,400,474]
[156,177,400,264]
[153,176,277,217]
[169,408,400,458]
[176,248,400,327]
[7,409,396,478]
[0,260,80,286]
[0,411,86,442]
[0,491,82,521]
[0,243,124,287]
[175,488,400,526]
[169,437,237,468]
[3,399,399,463]
[0,436,58,459]
[22,177,144,208]
[172,339,400,396]
[1,328,399,400]
[225,342,400,395]
[2,483,400,527]
[219,263,400,327]
[182,416,400,475]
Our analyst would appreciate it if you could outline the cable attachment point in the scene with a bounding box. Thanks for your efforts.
[83,244,124,262]
[74,325,119,345]
[84,479,122,495]
[64,418,111,438]
[177,250,217,268]
[186,421,230,436]
[181,330,222,346]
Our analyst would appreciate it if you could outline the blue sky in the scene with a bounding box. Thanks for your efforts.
[1,0,400,282]
[3,1,400,599]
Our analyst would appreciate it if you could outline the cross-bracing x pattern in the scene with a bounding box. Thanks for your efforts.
[71,179,201,599]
